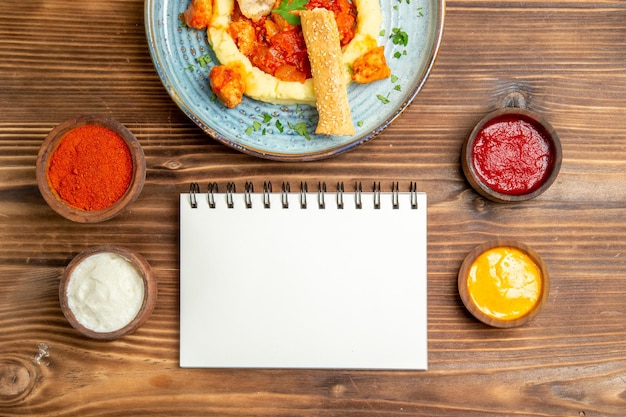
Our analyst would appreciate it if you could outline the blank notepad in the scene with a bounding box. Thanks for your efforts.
[179,182,427,370]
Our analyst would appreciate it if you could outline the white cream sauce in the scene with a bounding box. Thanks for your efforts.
[67,252,145,333]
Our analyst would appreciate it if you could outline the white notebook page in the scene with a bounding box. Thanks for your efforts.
[179,186,427,369]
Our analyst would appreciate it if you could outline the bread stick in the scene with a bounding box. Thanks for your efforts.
[300,8,354,136]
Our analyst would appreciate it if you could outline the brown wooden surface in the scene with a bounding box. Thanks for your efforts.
[1,0,625,416]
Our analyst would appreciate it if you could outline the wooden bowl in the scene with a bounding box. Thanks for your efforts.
[458,240,550,328]
[59,246,157,340]
[36,115,146,222]
[461,108,562,203]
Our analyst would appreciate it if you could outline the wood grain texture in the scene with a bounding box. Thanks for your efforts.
[0,0,625,416]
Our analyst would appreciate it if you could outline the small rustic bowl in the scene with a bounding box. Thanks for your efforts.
[461,108,562,203]
[458,240,550,328]
[36,115,146,223]
[59,245,157,340]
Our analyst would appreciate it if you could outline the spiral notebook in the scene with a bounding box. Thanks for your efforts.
[179,181,428,370]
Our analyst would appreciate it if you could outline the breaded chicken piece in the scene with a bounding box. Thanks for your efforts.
[210,64,246,108]
[236,0,275,21]
[351,46,391,84]
[228,20,256,56]
[183,0,212,30]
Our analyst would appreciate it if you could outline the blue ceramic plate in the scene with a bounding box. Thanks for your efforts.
[145,0,445,161]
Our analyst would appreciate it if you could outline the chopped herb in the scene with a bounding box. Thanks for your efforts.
[377,93,391,104]
[245,126,253,135]
[275,120,284,133]
[291,122,311,140]
[390,28,409,46]
[391,74,399,83]
[262,113,273,123]
[183,64,195,72]
[394,84,402,91]
[379,29,386,37]
[393,51,402,59]
[195,53,213,68]
[357,121,364,127]
[273,0,309,26]
[252,121,262,131]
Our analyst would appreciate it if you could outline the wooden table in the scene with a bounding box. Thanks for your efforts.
[1,1,624,415]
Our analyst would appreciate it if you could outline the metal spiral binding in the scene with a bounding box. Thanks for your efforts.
[208,182,218,208]
[392,181,400,209]
[281,182,290,208]
[336,182,344,209]
[226,182,236,208]
[190,181,420,209]
[355,181,363,209]
[318,182,326,209]
[373,181,381,209]
[189,182,200,208]
[263,181,272,208]
[300,181,308,209]
[410,181,419,209]
[244,182,254,208]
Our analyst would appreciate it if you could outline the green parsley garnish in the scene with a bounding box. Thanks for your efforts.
[377,93,391,104]
[390,28,409,47]
[195,53,213,68]
[273,0,309,26]
[290,121,311,140]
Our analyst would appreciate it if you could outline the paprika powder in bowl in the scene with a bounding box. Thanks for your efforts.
[461,108,562,203]
[59,245,157,340]
[458,240,550,328]
[36,115,146,223]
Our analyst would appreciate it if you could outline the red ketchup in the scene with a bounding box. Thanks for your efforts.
[471,115,554,196]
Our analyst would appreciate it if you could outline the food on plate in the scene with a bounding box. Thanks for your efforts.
[301,8,354,136]
[236,0,275,21]
[351,45,391,84]
[209,62,246,108]
[183,0,213,30]
[184,0,388,106]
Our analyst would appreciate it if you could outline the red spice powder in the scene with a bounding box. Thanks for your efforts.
[471,115,554,196]
[47,125,133,211]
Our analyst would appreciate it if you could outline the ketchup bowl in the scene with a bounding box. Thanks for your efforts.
[461,108,562,203]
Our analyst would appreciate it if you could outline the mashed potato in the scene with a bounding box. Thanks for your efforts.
[207,0,382,105]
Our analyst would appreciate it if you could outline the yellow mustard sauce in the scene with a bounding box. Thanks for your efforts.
[467,246,542,321]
